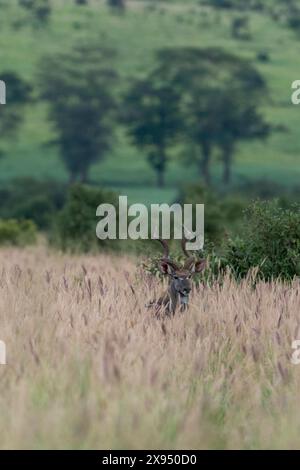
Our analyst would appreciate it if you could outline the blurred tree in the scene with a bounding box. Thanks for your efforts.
[204,0,234,7]
[54,184,118,252]
[123,77,181,187]
[213,92,269,184]
[107,0,126,13]
[0,71,31,157]
[231,16,251,40]
[155,47,270,185]
[39,45,117,183]
[0,178,66,229]
[19,0,51,26]
[181,182,246,243]
[19,0,34,8]
[202,0,263,10]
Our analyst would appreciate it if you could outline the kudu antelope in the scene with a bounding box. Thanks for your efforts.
[147,238,206,315]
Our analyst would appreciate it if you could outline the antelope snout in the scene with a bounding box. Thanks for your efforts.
[182,287,191,295]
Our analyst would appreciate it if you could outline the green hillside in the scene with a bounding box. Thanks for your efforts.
[0,0,299,204]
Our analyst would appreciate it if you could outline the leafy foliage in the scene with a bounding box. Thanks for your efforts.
[18,0,51,26]
[107,0,126,12]
[0,179,66,229]
[226,200,300,280]
[123,76,181,187]
[123,46,270,187]
[0,219,37,246]
[155,47,270,185]
[53,184,118,252]
[0,72,31,143]
[181,183,246,243]
[39,45,117,182]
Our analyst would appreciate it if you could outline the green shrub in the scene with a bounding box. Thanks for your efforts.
[236,178,299,200]
[11,195,55,229]
[0,178,66,229]
[53,184,118,252]
[181,183,246,244]
[226,200,300,280]
[288,12,300,32]
[0,219,37,246]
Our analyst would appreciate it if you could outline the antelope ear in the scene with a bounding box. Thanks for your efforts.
[159,261,175,275]
[191,259,206,274]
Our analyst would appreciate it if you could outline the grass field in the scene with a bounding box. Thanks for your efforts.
[0,245,299,449]
[0,1,300,204]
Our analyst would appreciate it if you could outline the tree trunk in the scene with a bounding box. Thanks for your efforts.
[80,168,88,184]
[152,146,166,188]
[157,169,165,188]
[222,145,233,185]
[68,172,76,185]
[200,143,211,186]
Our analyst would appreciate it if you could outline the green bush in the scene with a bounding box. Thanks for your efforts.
[226,200,300,280]
[0,178,66,229]
[236,178,300,201]
[0,219,37,246]
[53,184,118,252]
[181,183,246,244]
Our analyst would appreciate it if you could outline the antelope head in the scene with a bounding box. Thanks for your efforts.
[158,238,206,310]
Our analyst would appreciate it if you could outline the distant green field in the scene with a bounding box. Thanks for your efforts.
[0,0,300,204]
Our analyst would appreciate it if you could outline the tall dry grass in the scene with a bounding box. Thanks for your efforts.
[0,246,299,449]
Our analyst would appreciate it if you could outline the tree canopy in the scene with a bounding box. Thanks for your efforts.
[39,45,117,183]
[154,47,270,184]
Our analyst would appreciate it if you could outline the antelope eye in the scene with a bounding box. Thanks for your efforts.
[173,275,178,280]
